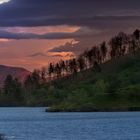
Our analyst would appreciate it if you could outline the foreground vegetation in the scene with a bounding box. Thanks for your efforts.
[0,30,140,111]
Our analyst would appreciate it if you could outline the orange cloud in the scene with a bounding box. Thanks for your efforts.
[0,39,9,42]
[3,25,80,34]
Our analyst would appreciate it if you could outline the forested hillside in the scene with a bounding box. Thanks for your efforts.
[0,29,140,110]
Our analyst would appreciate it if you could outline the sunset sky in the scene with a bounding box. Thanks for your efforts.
[0,0,140,71]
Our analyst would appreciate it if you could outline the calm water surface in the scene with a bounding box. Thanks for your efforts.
[0,108,140,140]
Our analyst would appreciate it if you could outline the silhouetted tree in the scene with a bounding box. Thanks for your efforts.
[133,29,140,40]
[41,67,47,83]
[93,61,101,72]
[4,75,24,104]
[32,69,41,86]
[24,69,41,90]
[77,55,86,71]
[4,75,14,95]
[48,63,54,78]
[54,63,61,78]
[59,60,66,76]
[129,39,137,53]
[100,41,108,62]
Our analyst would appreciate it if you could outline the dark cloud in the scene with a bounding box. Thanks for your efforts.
[0,30,38,39]
[50,54,63,58]
[28,51,75,59]
[49,42,79,53]
[28,52,47,57]
[1,0,140,28]
[48,38,100,55]
[0,27,103,39]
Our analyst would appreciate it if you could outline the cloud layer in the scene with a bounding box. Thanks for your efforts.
[1,0,140,28]
[0,27,102,39]
[1,0,140,70]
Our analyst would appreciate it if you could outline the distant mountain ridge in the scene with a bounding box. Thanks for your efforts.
[0,65,31,86]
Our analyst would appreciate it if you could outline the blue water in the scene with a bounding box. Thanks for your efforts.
[0,108,140,140]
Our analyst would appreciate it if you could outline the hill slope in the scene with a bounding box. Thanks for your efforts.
[46,50,140,112]
[0,65,31,86]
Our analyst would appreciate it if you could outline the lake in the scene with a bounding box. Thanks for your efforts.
[0,108,140,140]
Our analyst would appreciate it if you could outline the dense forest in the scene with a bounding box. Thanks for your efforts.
[0,29,140,109]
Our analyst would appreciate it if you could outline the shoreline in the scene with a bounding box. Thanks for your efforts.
[46,107,140,112]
